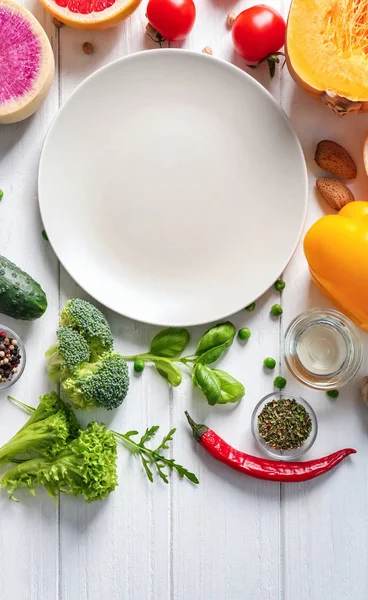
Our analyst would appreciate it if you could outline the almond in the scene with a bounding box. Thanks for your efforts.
[315,140,357,180]
[316,177,355,210]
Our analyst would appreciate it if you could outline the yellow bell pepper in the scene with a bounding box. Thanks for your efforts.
[304,201,368,332]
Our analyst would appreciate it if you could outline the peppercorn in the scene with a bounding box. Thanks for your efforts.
[0,330,21,385]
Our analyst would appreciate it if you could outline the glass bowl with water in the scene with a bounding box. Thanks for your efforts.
[284,308,363,390]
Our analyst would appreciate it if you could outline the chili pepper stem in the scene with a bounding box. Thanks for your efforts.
[185,411,208,441]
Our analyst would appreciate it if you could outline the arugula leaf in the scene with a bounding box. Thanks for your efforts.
[113,427,199,484]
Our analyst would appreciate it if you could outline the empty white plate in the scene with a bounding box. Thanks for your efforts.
[39,49,307,326]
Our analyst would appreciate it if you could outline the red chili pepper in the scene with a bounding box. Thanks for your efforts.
[185,412,356,483]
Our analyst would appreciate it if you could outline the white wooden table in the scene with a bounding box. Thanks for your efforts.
[1,1,368,598]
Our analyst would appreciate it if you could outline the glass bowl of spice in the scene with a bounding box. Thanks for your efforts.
[0,326,26,390]
[251,392,318,460]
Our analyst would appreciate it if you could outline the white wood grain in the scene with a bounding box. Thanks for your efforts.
[0,2,60,598]
[58,10,171,599]
[170,3,283,599]
[281,2,368,596]
[1,0,368,597]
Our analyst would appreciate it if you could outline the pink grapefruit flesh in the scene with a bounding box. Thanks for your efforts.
[41,0,141,29]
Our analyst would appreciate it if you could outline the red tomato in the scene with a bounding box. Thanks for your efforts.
[232,4,286,62]
[146,0,196,41]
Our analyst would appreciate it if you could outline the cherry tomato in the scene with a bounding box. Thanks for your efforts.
[146,0,196,41]
[232,4,286,62]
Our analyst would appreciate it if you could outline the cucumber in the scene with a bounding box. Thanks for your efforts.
[0,255,47,320]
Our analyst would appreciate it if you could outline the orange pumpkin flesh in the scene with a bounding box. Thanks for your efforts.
[286,0,368,115]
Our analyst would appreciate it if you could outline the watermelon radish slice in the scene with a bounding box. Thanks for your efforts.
[0,0,54,124]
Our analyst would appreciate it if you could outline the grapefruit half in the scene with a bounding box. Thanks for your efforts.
[40,0,141,29]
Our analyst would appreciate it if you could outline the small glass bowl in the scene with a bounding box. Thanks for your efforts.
[251,392,318,461]
[284,308,363,391]
[0,325,26,391]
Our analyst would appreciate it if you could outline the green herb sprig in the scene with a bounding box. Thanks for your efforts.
[123,322,245,406]
[113,426,199,484]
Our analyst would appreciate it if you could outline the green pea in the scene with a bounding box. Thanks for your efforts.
[270,303,283,316]
[274,376,287,389]
[41,229,49,241]
[245,302,256,312]
[274,279,285,292]
[0,190,3,201]
[326,389,339,398]
[264,357,276,369]
[238,327,251,340]
[134,359,145,373]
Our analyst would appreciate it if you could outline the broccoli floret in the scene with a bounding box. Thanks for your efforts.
[0,393,80,463]
[62,352,130,411]
[45,326,91,383]
[60,299,113,359]
[1,422,118,503]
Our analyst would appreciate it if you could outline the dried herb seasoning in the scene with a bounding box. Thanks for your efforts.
[258,398,312,450]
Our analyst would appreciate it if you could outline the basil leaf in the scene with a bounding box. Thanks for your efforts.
[193,363,221,406]
[212,369,245,404]
[150,328,190,358]
[154,359,182,387]
[195,322,235,363]
[195,344,229,365]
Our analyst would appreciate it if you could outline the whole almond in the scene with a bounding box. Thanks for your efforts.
[316,177,355,210]
[315,140,357,180]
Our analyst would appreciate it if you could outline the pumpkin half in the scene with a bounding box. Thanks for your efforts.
[287,0,368,115]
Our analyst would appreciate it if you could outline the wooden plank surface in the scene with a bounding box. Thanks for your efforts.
[0,0,367,598]
[0,2,59,598]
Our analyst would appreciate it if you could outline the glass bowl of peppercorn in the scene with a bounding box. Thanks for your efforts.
[0,326,26,390]
[251,392,318,461]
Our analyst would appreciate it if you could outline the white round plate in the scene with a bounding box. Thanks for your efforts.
[39,49,307,326]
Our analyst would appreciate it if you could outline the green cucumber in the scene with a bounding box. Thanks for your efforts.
[0,256,47,320]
